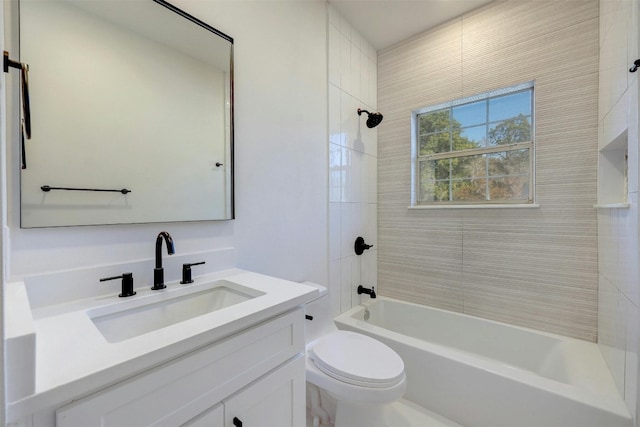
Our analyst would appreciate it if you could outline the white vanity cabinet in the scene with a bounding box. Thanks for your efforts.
[223,356,305,427]
[55,309,305,427]
[182,403,224,427]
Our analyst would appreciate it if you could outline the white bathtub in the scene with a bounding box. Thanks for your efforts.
[335,297,632,427]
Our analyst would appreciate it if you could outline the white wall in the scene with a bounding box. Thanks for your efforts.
[3,0,328,286]
[327,5,378,316]
[597,0,640,422]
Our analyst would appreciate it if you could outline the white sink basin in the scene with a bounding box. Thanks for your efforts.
[89,280,264,343]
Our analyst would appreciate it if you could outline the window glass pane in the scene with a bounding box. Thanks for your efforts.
[419,180,435,202]
[419,159,433,181]
[435,159,450,180]
[452,179,486,201]
[419,132,451,155]
[420,159,450,202]
[419,180,450,202]
[488,116,531,146]
[452,101,486,128]
[420,159,449,182]
[433,181,450,201]
[489,176,529,201]
[419,110,450,134]
[459,125,487,148]
[488,149,529,177]
[489,90,531,123]
[453,154,485,179]
[412,83,533,205]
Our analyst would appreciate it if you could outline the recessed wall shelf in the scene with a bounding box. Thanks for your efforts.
[598,130,628,206]
[593,203,630,209]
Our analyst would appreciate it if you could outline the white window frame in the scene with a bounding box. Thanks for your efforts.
[410,81,536,207]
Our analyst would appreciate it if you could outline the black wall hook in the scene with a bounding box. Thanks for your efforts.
[630,59,640,73]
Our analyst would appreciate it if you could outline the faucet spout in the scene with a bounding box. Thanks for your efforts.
[357,285,376,299]
[152,231,174,290]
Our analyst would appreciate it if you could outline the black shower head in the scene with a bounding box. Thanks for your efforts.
[357,108,383,128]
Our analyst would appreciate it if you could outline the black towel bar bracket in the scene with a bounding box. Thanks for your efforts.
[3,51,21,73]
[4,51,31,170]
[41,185,131,194]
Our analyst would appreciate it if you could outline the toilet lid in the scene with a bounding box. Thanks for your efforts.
[310,331,405,388]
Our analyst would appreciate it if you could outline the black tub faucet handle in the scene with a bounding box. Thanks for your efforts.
[354,236,374,255]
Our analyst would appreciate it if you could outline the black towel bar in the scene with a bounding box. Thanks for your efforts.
[41,185,131,194]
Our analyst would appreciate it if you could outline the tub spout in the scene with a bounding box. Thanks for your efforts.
[357,285,376,299]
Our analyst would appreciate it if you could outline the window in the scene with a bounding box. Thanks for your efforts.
[411,82,534,206]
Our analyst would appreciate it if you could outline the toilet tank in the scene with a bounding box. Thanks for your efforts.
[303,282,338,344]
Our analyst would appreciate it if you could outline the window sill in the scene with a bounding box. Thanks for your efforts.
[593,203,630,209]
[409,204,540,210]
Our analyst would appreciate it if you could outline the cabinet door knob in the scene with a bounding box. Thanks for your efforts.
[232,417,243,426]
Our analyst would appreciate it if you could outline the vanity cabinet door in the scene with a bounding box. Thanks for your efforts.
[183,403,224,427]
[224,355,305,427]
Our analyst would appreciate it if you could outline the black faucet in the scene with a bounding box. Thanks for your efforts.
[357,285,376,299]
[152,231,175,290]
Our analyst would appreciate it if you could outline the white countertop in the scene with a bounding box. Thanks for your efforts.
[6,268,318,422]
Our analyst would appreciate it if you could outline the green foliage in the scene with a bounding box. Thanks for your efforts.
[488,114,531,146]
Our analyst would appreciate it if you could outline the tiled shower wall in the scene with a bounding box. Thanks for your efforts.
[377,0,600,341]
[327,6,378,316]
[597,0,640,420]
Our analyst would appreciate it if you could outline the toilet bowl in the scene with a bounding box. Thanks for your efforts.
[303,283,406,427]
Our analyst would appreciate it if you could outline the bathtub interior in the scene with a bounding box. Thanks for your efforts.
[342,297,618,393]
[335,297,632,427]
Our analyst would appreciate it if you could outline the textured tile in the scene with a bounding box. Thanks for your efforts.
[462,0,598,59]
[464,273,597,341]
[377,0,600,340]
[462,17,598,95]
[378,20,462,90]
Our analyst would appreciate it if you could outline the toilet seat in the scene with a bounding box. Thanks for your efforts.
[310,331,405,388]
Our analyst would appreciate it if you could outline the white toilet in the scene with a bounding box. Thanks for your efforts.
[304,283,406,427]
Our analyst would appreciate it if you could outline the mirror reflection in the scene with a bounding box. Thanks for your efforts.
[19,0,234,227]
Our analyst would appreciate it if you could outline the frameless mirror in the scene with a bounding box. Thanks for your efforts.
[18,0,234,227]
